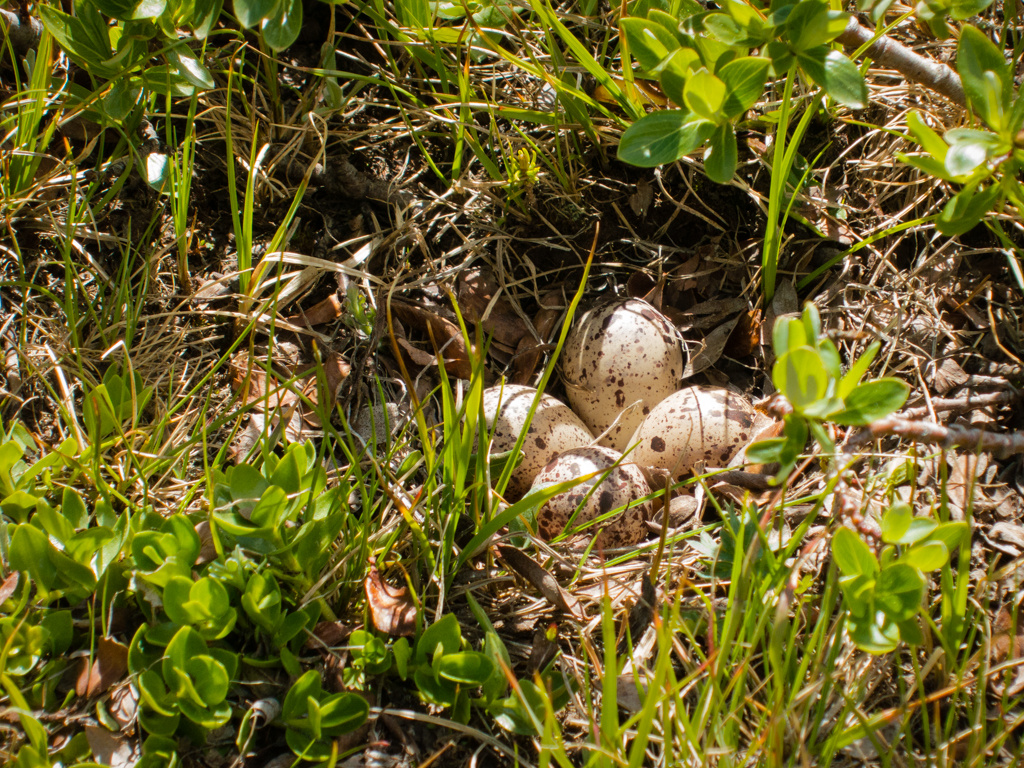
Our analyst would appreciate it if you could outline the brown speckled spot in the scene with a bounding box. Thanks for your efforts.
[535,437,546,449]
[650,436,666,453]
[615,390,626,407]
[599,490,615,515]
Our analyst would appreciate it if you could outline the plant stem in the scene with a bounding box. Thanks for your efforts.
[762,64,797,305]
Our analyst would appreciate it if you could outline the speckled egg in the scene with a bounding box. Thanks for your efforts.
[628,386,758,477]
[530,446,651,548]
[483,384,594,501]
[562,299,684,452]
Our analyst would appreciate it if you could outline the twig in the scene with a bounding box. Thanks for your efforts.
[856,415,1024,457]
[837,18,966,108]
[901,389,1021,419]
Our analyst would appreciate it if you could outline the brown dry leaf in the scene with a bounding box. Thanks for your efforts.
[991,608,1024,696]
[527,622,559,674]
[676,298,747,331]
[85,725,137,768]
[725,309,762,358]
[364,566,417,637]
[497,545,583,619]
[626,272,656,300]
[306,621,354,650]
[947,452,989,520]
[641,278,665,313]
[930,358,969,395]
[628,178,653,217]
[76,637,129,698]
[289,294,343,328]
[457,268,530,349]
[108,682,138,730]
[299,353,352,428]
[683,316,741,378]
[513,287,565,385]
[391,301,473,379]
[987,522,1024,556]
[194,521,217,566]
[0,572,19,605]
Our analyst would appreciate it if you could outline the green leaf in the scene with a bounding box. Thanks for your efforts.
[797,47,867,108]
[617,110,715,167]
[704,123,737,183]
[772,316,806,357]
[894,517,938,545]
[773,346,829,409]
[623,18,679,71]
[683,68,726,121]
[415,613,461,663]
[186,655,230,705]
[936,184,1000,236]
[900,540,949,571]
[832,527,879,577]
[944,135,994,177]
[745,437,784,463]
[318,692,370,734]
[413,665,458,707]
[438,652,496,685]
[234,0,280,28]
[832,378,910,425]
[719,56,771,118]
[658,47,701,106]
[957,25,1009,129]
[838,340,879,398]
[10,524,57,590]
[785,0,830,51]
[897,616,925,646]
[847,611,899,654]
[262,0,303,52]
[283,670,322,721]
[906,110,949,161]
[167,46,214,90]
[925,521,969,552]
[880,502,912,544]
[875,563,923,621]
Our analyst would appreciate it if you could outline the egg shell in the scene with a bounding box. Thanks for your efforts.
[531,446,650,548]
[483,384,594,500]
[562,299,684,452]
[628,386,758,477]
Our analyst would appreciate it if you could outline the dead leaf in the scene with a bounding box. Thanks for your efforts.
[0,572,19,605]
[364,566,417,637]
[930,358,969,395]
[628,178,653,217]
[641,278,665,313]
[682,316,740,378]
[991,608,1024,696]
[76,637,129,698]
[497,545,583,619]
[513,287,565,385]
[725,309,762,358]
[457,268,530,349]
[616,675,648,713]
[987,522,1024,556]
[626,272,656,300]
[675,297,747,331]
[527,622,559,674]
[194,521,217,566]
[289,294,343,328]
[306,621,353,650]
[85,725,138,768]
[108,683,138,730]
[947,452,989,520]
[391,301,473,379]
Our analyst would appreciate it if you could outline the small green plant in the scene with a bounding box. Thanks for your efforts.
[832,502,968,653]
[899,27,1024,284]
[280,670,370,761]
[39,0,217,123]
[129,624,238,737]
